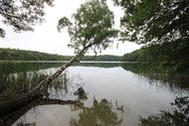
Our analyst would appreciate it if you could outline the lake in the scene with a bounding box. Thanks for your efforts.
[0,62,188,126]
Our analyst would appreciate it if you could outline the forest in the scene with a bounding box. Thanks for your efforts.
[0,48,121,61]
[122,41,189,73]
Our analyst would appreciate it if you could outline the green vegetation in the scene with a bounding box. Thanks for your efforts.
[57,0,118,54]
[83,55,121,61]
[114,0,189,73]
[0,48,66,61]
[0,48,121,61]
[122,48,151,62]
[0,63,63,101]
[0,72,47,101]
[122,43,189,73]
[114,0,189,45]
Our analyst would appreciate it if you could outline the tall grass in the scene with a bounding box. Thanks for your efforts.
[0,72,47,101]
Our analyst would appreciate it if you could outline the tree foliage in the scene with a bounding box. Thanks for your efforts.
[0,0,54,38]
[57,0,118,54]
[113,0,189,44]
[115,0,189,72]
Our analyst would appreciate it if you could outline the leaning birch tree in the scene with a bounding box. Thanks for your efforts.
[38,0,118,91]
[0,0,118,114]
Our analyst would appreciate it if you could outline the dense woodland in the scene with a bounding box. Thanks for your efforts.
[122,42,189,73]
[0,48,121,61]
[0,48,65,61]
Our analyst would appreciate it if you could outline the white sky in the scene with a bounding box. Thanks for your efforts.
[0,0,141,56]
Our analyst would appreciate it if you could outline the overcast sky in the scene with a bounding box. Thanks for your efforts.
[0,0,141,56]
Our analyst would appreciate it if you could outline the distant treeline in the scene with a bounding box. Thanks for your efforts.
[0,48,65,61]
[83,55,121,61]
[0,48,121,61]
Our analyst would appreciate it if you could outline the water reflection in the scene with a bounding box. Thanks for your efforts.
[73,63,189,91]
[121,63,189,91]
[48,71,85,100]
[0,62,62,75]
[2,67,124,126]
[0,62,188,126]
[70,99,123,126]
[11,98,123,126]
[1,62,188,95]
[1,98,82,126]
[139,96,189,126]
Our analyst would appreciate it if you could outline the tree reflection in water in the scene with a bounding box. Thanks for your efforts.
[17,122,36,126]
[1,70,123,126]
[70,99,123,126]
[8,98,123,126]
[48,71,85,100]
[140,96,189,126]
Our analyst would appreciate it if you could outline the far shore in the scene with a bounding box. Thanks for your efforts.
[0,60,140,64]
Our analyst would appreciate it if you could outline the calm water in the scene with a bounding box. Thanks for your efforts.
[0,63,188,126]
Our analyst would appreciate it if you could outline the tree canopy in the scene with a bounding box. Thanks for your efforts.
[113,0,189,45]
[57,0,118,54]
[114,0,189,72]
[0,0,54,38]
